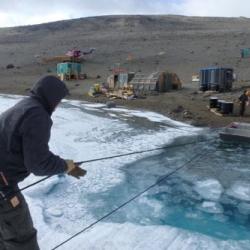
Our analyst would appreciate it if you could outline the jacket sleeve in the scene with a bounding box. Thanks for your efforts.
[20,108,67,176]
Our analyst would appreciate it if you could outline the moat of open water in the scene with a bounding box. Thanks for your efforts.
[0,95,249,250]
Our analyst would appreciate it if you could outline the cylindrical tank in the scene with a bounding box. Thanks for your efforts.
[226,102,234,113]
[209,97,218,108]
[199,69,208,91]
[221,102,234,114]
[210,83,219,91]
[217,100,224,111]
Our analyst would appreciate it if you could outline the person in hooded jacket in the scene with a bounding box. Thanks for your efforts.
[0,75,86,250]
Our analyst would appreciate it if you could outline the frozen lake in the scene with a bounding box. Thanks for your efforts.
[0,95,249,250]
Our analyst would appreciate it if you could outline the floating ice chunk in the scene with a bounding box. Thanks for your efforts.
[212,214,228,223]
[45,208,63,217]
[138,197,164,217]
[194,179,223,201]
[227,182,250,202]
[220,194,238,206]
[198,201,223,214]
[108,113,118,117]
[238,202,250,215]
[234,213,249,225]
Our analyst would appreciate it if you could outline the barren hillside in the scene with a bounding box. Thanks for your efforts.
[1,15,250,127]
[1,15,250,86]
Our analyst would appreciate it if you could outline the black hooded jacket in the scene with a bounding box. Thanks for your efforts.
[0,76,69,188]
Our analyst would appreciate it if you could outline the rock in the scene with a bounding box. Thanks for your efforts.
[189,120,206,127]
[183,110,193,119]
[203,91,216,97]
[172,105,184,113]
[106,101,116,108]
[158,51,165,56]
[6,64,14,69]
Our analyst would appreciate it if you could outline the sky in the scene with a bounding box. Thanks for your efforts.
[0,0,250,27]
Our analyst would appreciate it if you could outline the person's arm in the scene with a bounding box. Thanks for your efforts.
[20,109,67,176]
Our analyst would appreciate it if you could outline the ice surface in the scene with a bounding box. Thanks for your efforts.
[0,96,249,250]
[82,103,106,108]
[103,107,194,128]
[24,175,65,197]
[57,222,250,250]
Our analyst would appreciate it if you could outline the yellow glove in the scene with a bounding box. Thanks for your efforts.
[66,160,87,179]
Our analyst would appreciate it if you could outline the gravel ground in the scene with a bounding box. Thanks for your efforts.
[1,15,250,127]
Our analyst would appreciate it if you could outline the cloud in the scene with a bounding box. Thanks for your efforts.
[179,0,250,17]
[0,0,249,27]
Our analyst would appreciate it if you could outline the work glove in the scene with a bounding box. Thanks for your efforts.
[66,160,87,179]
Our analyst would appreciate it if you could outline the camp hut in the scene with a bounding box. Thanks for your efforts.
[107,72,135,89]
[241,48,250,58]
[57,62,82,80]
[129,71,182,94]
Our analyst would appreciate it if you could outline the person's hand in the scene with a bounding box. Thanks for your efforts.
[66,160,87,179]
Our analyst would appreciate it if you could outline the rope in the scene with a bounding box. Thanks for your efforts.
[0,137,213,202]
[22,137,212,192]
[52,148,209,250]
[75,137,211,165]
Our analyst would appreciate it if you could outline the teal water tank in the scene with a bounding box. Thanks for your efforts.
[241,48,250,58]
[57,62,82,75]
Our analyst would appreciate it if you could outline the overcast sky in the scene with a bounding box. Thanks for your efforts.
[0,0,250,27]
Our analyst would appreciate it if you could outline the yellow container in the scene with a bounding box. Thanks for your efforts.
[94,84,100,92]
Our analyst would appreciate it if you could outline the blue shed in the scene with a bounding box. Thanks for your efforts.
[241,48,250,58]
[199,67,233,92]
[57,62,82,80]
